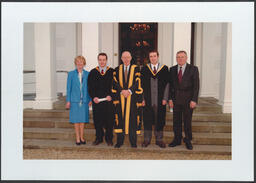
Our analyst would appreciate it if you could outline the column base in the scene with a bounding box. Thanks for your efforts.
[23,101,35,109]
[218,100,232,113]
[33,98,57,109]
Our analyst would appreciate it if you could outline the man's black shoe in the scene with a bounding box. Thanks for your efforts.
[131,144,137,148]
[156,141,166,148]
[184,140,193,150]
[141,141,150,147]
[114,143,122,148]
[107,141,113,146]
[92,139,103,145]
[168,140,181,147]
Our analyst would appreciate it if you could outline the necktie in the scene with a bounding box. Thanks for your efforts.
[124,66,128,83]
[153,66,157,74]
[178,67,182,83]
[101,69,104,75]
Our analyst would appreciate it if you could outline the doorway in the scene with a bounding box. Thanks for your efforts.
[119,23,158,66]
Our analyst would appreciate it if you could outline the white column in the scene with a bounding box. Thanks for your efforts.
[198,23,223,98]
[55,23,77,96]
[76,23,82,56]
[113,23,119,67]
[99,23,115,68]
[218,23,232,113]
[194,23,203,69]
[23,23,35,95]
[34,23,57,109]
[172,23,191,65]
[82,23,99,71]
[158,23,173,67]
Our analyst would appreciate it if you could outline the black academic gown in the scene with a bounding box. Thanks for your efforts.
[111,64,143,146]
[88,66,114,142]
[141,64,169,133]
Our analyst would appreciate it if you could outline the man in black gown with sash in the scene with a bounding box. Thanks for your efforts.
[88,53,114,146]
[141,50,169,148]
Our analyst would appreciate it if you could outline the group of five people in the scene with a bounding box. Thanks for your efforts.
[66,50,199,150]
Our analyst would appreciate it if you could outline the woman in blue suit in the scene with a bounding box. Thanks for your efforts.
[65,56,92,145]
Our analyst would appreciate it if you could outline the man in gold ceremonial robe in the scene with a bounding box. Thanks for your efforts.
[111,51,143,148]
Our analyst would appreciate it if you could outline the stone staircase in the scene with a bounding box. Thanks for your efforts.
[23,97,232,158]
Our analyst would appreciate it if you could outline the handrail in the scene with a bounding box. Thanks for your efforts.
[23,70,68,74]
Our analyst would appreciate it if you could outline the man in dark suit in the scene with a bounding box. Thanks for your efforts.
[168,50,199,150]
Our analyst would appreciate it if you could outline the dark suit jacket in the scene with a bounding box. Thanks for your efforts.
[169,63,199,105]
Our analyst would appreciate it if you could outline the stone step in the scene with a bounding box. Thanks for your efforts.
[194,106,222,114]
[23,109,231,122]
[23,117,231,133]
[23,128,231,145]
[53,102,222,114]
[56,96,220,105]
[23,139,231,156]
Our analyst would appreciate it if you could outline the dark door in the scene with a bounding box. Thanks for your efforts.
[190,22,195,66]
[119,23,158,66]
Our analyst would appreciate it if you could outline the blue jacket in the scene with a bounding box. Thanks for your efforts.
[66,69,91,103]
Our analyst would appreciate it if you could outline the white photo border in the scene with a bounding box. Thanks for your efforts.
[1,2,254,181]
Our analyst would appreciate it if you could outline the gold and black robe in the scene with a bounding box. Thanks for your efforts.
[111,64,143,135]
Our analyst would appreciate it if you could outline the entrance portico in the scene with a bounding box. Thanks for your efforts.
[23,22,232,113]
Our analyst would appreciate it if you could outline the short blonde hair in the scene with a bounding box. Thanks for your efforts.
[74,55,86,65]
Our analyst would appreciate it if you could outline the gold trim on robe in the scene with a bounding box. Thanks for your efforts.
[135,77,143,94]
[119,64,124,88]
[124,65,136,134]
[135,72,141,77]
[114,129,123,133]
[113,100,119,105]
[119,64,125,118]
[96,66,110,76]
[137,115,140,126]
[146,64,165,76]
[125,95,131,134]
[112,71,118,94]
[112,89,117,93]
[115,114,119,126]
[136,102,143,108]
[121,94,125,118]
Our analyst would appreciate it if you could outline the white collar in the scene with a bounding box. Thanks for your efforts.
[99,66,107,72]
[124,64,130,69]
[151,63,158,68]
[178,63,187,69]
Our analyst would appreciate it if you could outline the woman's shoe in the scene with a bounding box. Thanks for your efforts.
[80,139,86,144]
[76,142,81,145]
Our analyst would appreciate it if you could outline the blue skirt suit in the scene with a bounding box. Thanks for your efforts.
[66,69,91,123]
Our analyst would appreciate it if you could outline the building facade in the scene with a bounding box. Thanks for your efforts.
[23,22,232,113]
